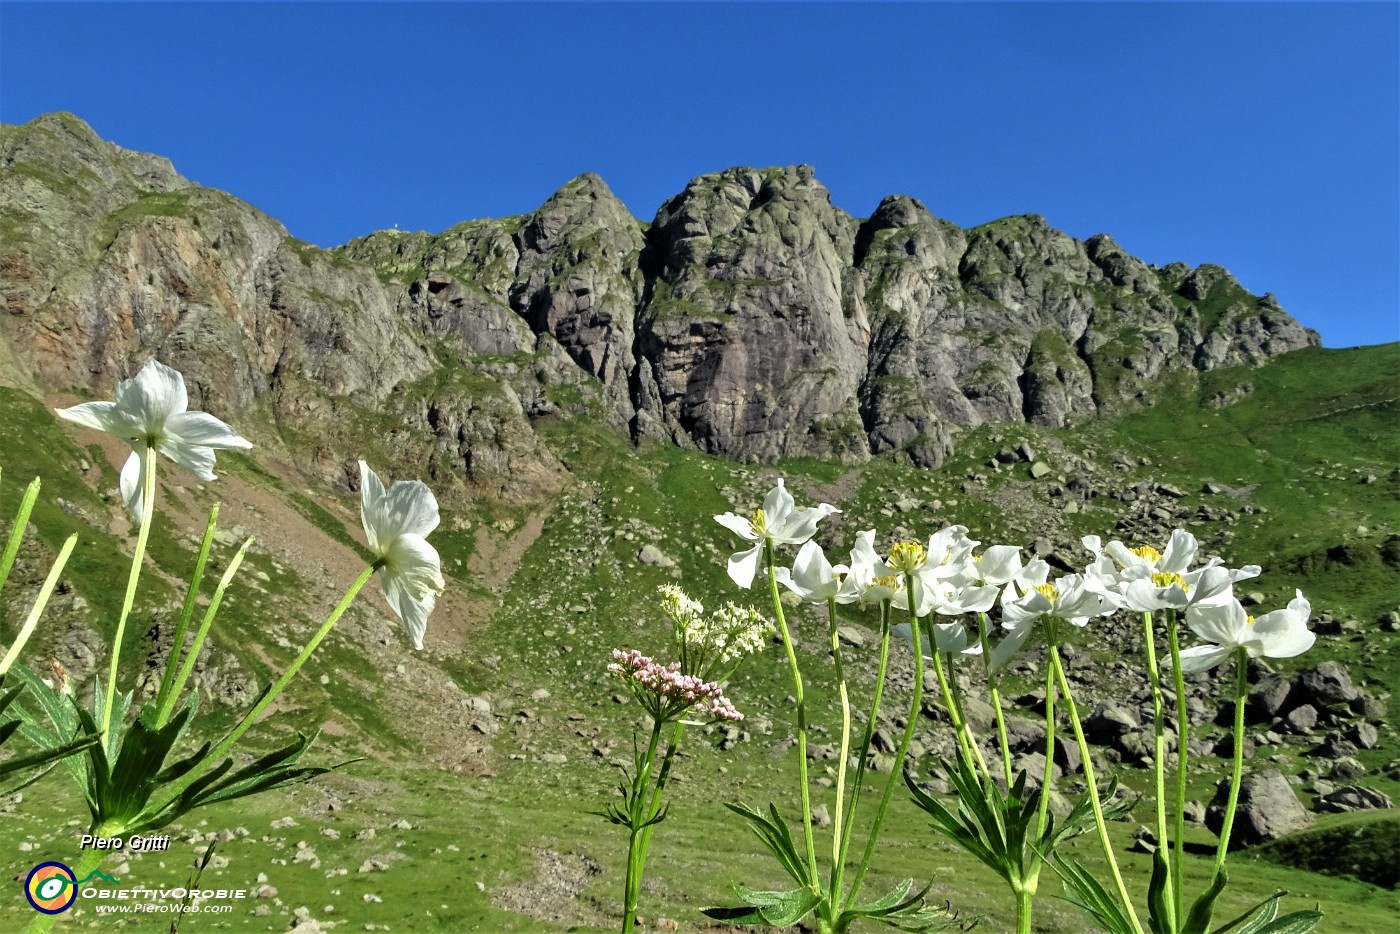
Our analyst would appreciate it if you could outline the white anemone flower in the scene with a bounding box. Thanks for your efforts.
[1174,591,1314,672]
[359,461,445,651]
[835,530,899,605]
[1002,574,1117,628]
[714,479,839,588]
[774,540,849,604]
[56,360,252,518]
[893,620,982,660]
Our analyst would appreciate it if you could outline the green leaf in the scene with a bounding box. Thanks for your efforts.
[1246,909,1323,934]
[1050,857,1137,934]
[703,885,821,927]
[845,878,916,917]
[723,801,811,887]
[1147,846,1172,934]
[1183,869,1229,934]
[1212,890,1282,934]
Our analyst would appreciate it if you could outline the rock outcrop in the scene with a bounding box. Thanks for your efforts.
[0,112,1321,487]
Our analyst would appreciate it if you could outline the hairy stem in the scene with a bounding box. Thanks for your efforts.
[622,721,665,933]
[827,597,852,898]
[844,576,924,908]
[1213,648,1249,877]
[764,539,819,887]
[1142,611,1176,931]
[1167,611,1189,926]
[837,603,891,886]
[104,445,157,736]
[978,613,1014,784]
[1052,643,1145,934]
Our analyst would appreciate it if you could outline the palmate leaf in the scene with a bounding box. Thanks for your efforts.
[702,884,822,927]
[1050,856,1137,934]
[1209,889,1322,934]
[1215,890,1282,934]
[138,730,354,832]
[10,664,92,789]
[840,879,972,932]
[906,757,1040,883]
[723,801,814,888]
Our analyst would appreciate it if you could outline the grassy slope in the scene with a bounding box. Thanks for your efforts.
[1,345,1398,931]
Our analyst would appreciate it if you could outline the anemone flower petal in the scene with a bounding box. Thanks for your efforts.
[158,437,217,482]
[726,542,764,590]
[116,360,188,433]
[56,400,136,437]
[1159,528,1198,574]
[119,450,145,518]
[381,570,434,651]
[1174,644,1234,673]
[164,411,254,450]
[713,512,758,541]
[1184,599,1248,646]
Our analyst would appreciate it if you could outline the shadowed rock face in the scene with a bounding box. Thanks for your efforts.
[0,112,1319,492]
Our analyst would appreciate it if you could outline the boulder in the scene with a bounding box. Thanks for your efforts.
[1206,770,1311,849]
[1297,662,1359,707]
[1314,785,1393,813]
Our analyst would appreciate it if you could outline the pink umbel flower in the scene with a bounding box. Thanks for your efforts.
[608,649,744,723]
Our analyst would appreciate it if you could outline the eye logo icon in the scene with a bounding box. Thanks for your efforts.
[25,862,77,914]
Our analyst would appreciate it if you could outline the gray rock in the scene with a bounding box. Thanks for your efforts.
[1298,662,1359,707]
[1282,704,1318,733]
[1085,702,1139,744]
[637,544,675,567]
[1315,785,1393,813]
[1349,722,1380,750]
[1206,770,1311,849]
[1030,461,1053,479]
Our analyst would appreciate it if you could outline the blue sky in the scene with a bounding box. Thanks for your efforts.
[1,2,1396,347]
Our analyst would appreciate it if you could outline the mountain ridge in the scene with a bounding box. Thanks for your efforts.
[0,112,1318,500]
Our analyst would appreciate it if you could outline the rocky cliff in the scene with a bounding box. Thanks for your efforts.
[0,113,1319,494]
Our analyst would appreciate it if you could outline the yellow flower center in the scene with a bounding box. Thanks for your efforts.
[872,574,902,592]
[1151,571,1189,592]
[750,508,767,534]
[1130,545,1162,566]
[1246,615,1255,626]
[887,541,926,574]
[1034,583,1059,601]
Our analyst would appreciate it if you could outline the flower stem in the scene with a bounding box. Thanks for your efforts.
[941,653,992,783]
[156,536,253,726]
[149,564,376,815]
[0,534,77,675]
[844,577,924,908]
[1051,643,1145,934]
[622,720,665,933]
[763,539,819,887]
[25,847,105,934]
[152,504,219,723]
[837,604,890,888]
[1213,647,1249,876]
[1015,885,1034,934]
[1167,610,1189,926]
[103,444,156,737]
[1141,610,1176,932]
[827,597,852,899]
[1034,632,1057,846]
[978,613,1014,784]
